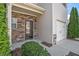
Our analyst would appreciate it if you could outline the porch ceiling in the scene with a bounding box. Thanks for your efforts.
[12,3,46,17]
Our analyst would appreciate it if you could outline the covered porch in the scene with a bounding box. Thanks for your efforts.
[10,3,45,45]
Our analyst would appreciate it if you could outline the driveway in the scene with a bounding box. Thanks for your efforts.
[47,39,79,56]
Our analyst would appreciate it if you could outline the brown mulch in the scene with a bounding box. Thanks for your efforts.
[11,48,22,56]
[11,47,51,56]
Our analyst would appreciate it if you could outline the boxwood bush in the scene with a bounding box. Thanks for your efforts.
[21,41,49,56]
[0,4,10,56]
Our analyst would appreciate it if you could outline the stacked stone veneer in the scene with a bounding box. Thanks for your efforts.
[12,12,38,43]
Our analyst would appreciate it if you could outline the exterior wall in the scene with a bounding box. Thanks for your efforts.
[12,12,37,43]
[12,13,26,43]
[10,3,67,45]
[37,3,52,44]
[53,3,67,43]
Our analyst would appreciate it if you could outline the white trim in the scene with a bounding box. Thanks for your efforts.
[7,3,12,46]
[12,3,45,15]
[33,20,35,39]
[12,10,37,17]
[24,3,46,11]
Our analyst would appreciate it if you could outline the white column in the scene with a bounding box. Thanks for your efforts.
[7,3,12,46]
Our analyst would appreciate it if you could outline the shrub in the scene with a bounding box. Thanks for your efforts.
[67,7,79,38]
[0,4,10,55]
[21,41,49,56]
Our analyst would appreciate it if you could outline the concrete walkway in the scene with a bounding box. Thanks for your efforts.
[47,39,79,56]
[11,39,79,56]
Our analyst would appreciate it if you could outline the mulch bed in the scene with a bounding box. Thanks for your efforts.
[11,48,22,56]
[11,42,52,56]
[11,47,51,56]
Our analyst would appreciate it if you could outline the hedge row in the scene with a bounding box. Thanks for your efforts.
[0,4,10,56]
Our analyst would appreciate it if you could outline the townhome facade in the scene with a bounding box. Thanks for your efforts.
[7,3,67,49]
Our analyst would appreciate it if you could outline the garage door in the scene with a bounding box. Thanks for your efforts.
[56,19,66,42]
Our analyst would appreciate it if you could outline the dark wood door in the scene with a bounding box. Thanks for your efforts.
[25,20,33,39]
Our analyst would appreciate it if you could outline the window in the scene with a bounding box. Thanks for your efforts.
[26,21,30,34]
[12,18,17,29]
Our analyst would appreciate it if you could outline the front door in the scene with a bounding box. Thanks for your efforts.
[25,20,33,39]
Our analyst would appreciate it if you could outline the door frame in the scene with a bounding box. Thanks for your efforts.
[25,19,34,40]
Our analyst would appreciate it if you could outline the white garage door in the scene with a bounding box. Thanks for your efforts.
[56,20,66,42]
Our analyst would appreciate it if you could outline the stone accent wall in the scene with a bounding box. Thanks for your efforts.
[12,18,25,43]
[12,12,37,43]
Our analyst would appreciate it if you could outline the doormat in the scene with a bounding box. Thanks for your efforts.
[41,42,52,47]
[66,51,79,56]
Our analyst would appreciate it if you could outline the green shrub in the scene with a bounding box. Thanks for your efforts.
[67,7,79,38]
[0,4,10,56]
[21,41,49,56]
